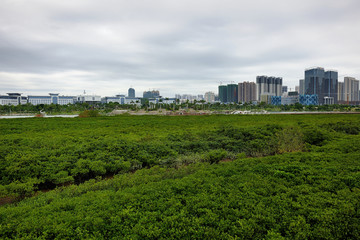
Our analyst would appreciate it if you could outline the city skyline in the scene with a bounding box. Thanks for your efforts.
[1,70,359,99]
[1,0,360,97]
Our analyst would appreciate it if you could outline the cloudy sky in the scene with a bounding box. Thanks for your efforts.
[1,0,360,97]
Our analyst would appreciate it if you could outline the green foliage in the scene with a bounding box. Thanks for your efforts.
[78,110,100,118]
[276,126,304,153]
[0,114,360,238]
[0,115,359,198]
[203,149,228,164]
[322,121,360,135]
[0,151,359,239]
[302,126,331,146]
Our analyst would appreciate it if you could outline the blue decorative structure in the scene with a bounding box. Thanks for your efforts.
[270,96,282,105]
[299,94,318,105]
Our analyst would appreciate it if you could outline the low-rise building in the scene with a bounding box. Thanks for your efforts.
[324,97,335,105]
[260,93,275,104]
[161,98,177,104]
[76,95,101,104]
[270,96,282,106]
[281,91,299,105]
[102,95,126,104]
[0,93,27,106]
[28,93,75,105]
[125,97,141,105]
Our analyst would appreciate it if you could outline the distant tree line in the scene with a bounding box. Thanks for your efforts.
[1,101,360,115]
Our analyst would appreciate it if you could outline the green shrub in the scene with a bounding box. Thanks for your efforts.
[276,126,304,153]
[78,110,100,118]
[303,127,331,146]
[203,149,228,164]
[323,121,360,135]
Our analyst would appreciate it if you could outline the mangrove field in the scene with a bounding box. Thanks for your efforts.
[0,114,359,239]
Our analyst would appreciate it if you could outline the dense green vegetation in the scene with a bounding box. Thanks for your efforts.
[0,114,360,239]
[1,114,358,198]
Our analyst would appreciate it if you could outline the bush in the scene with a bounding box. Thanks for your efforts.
[303,127,331,146]
[276,126,304,153]
[78,110,100,118]
[203,149,228,164]
[323,121,360,135]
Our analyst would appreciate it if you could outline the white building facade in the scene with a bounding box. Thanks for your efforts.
[28,93,75,105]
[204,92,215,103]
[0,93,27,106]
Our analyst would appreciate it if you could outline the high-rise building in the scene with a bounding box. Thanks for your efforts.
[324,70,338,104]
[128,88,135,98]
[305,67,338,105]
[238,82,256,103]
[218,85,227,103]
[305,67,324,97]
[143,90,160,99]
[295,86,300,93]
[227,84,238,103]
[204,92,215,103]
[338,82,344,102]
[282,86,288,94]
[344,77,359,102]
[299,79,305,95]
[256,76,282,101]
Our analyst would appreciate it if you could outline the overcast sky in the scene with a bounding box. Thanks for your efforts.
[1,0,360,97]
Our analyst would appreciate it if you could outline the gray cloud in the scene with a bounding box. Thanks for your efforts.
[1,0,360,97]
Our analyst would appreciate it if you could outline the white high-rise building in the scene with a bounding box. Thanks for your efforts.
[338,82,344,102]
[204,92,215,103]
[256,76,282,101]
[238,82,256,103]
[344,77,359,102]
[299,79,305,95]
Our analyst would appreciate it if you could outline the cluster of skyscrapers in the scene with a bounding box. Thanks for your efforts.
[218,67,360,105]
[218,77,282,104]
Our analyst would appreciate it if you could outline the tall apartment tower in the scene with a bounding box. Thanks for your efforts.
[344,77,359,102]
[282,86,288,94]
[128,88,135,98]
[204,92,215,103]
[338,82,344,102]
[227,84,238,103]
[238,82,256,103]
[218,85,227,103]
[305,67,324,97]
[305,67,338,104]
[299,79,305,95]
[256,76,282,101]
[143,90,160,99]
[324,70,338,104]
